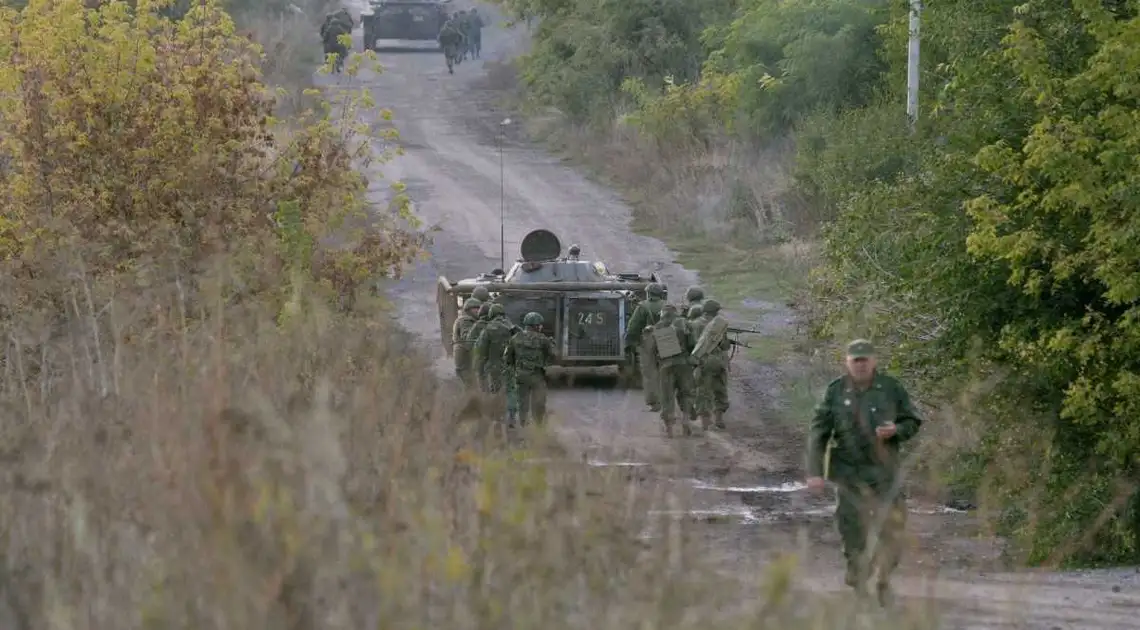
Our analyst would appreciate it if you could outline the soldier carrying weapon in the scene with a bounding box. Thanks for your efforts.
[691,302,759,430]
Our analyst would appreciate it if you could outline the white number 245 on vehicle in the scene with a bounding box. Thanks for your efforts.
[577,312,605,326]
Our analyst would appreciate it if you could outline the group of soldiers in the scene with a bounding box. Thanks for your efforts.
[625,284,733,438]
[451,286,554,427]
[437,7,485,73]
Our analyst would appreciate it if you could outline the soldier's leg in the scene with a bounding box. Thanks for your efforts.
[694,366,712,429]
[676,365,698,435]
[504,368,520,426]
[516,378,531,426]
[712,366,729,429]
[871,490,908,605]
[640,339,660,410]
[657,365,676,437]
[835,483,873,593]
[531,375,549,425]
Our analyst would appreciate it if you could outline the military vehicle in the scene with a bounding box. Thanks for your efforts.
[436,230,666,384]
[361,0,452,52]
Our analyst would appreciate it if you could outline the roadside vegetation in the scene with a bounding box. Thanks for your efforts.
[0,1,952,627]
[492,0,1140,567]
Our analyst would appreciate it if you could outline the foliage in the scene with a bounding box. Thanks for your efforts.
[0,0,422,323]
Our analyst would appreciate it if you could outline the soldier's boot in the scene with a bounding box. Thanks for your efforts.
[713,411,726,430]
[698,414,712,431]
[876,580,894,608]
[661,416,675,438]
[844,563,868,597]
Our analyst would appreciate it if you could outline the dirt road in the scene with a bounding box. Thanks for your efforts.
[324,4,1140,627]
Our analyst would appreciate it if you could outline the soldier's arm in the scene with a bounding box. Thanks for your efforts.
[626,307,646,345]
[807,384,836,478]
[891,379,923,443]
[451,318,463,344]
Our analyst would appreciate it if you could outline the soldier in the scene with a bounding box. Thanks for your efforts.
[474,304,518,424]
[685,286,705,319]
[806,339,923,607]
[437,16,464,74]
[320,8,354,73]
[504,312,556,426]
[451,297,482,386]
[691,299,730,430]
[651,303,698,437]
[466,302,494,384]
[567,244,581,260]
[625,283,666,411]
[454,9,470,61]
[466,7,485,59]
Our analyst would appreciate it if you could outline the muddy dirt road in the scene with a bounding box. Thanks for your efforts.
[322,4,1140,627]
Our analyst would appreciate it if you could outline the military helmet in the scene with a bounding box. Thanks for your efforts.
[477,302,492,318]
[702,299,722,314]
[646,283,665,298]
[463,297,482,311]
[687,305,702,319]
[660,303,678,318]
[686,286,705,302]
[489,303,505,318]
[523,312,544,326]
[472,286,491,302]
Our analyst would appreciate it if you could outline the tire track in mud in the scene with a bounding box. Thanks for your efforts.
[322,4,1140,627]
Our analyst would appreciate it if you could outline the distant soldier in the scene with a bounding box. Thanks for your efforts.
[690,299,730,430]
[504,312,556,425]
[466,302,494,382]
[454,9,470,61]
[466,7,485,59]
[806,339,924,607]
[320,8,354,73]
[452,297,482,386]
[474,304,518,424]
[567,244,581,260]
[438,16,464,74]
[651,303,698,437]
[625,283,666,411]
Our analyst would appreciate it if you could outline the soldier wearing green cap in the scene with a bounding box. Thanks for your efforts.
[806,339,923,607]
[452,297,483,387]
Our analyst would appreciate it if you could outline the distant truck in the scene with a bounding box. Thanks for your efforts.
[361,0,452,52]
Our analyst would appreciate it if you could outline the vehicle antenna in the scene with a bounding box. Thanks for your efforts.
[499,118,511,272]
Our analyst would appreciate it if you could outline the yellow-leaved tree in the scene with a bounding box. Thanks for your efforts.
[0,0,422,325]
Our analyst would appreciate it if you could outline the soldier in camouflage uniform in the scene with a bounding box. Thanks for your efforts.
[452,297,482,386]
[625,283,666,411]
[466,302,494,385]
[652,303,698,437]
[691,299,730,430]
[474,304,519,424]
[685,286,705,320]
[504,312,556,426]
[806,339,923,607]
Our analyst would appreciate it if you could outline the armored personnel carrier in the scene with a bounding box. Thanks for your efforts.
[361,0,451,52]
[436,230,665,384]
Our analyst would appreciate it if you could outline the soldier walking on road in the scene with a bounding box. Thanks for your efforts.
[438,16,464,74]
[504,312,555,426]
[806,339,924,607]
[652,303,698,437]
[452,297,482,386]
[690,299,730,430]
[466,7,484,59]
[474,304,518,424]
[625,283,666,411]
[466,302,493,385]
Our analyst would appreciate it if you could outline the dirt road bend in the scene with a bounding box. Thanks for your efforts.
[317,3,1140,627]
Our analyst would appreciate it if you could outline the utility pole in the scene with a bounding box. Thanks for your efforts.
[907,0,923,133]
[499,118,511,272]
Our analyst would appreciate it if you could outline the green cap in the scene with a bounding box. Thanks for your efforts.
[846,339,875,358]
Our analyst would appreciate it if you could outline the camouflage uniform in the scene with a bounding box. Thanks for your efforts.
[466,8,484,59]
[452,297,482,386]
[625,284,665,410]
[504,312,556,425]
[652,303,697,437]
[691,299,730,430]
[466,302,493,383]
[474,304,519,423]
[808,340,923,602]
[438,18,464,73]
